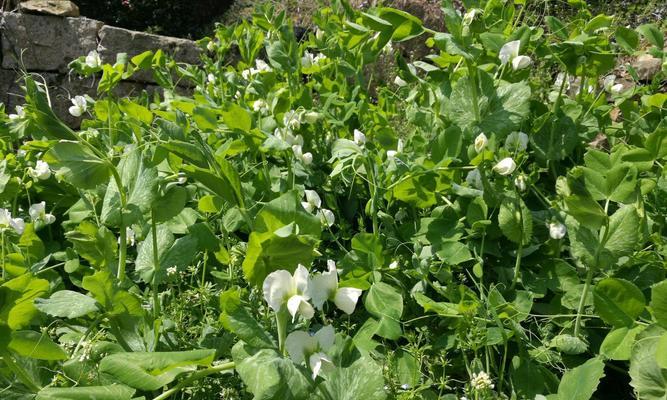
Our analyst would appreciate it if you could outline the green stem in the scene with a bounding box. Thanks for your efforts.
[1,230,5,280]
[276,308,288,356]
[0,351,41,392]
[110,167,128,283]
[152,362,235,400]
[150,208,161,346]
[510,243,523,290]
[574,268,594,338]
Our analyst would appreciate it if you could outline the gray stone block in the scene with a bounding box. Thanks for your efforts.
[1,12,102,72]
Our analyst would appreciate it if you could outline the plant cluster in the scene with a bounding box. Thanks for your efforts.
[1,0,666,399]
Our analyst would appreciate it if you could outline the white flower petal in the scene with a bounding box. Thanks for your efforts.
[314,325,335,350]
[302,152,313,165]
[10,218,24,235]
[287,295,314,321]
[353,129,366,145]
[293,264,311,296]
[334,287,362,314]
[319,209,335,227]
[511,55,532,70]
[304,190,321,210]
[309,270,338,309]
[309,352,334,379]
[285,331,315,364]
[262,270,293,312]
[499,40,520,65]
[474,133,488,153]
[493,157,517,176]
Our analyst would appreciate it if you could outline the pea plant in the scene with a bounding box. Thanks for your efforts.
[1,0,666,399]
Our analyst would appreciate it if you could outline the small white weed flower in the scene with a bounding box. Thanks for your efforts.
[470,371,494,391]
[167,266,178,276]
[514,174,527,192]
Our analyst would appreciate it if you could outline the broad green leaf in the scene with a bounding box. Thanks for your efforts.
[314,357,387,400]
[616,26,639,53]
[232,343,311,400]
[182,165,240,207]
[34,290,99,319]
[651,281,667,329]
[630,326,667,400]
[135,226,199,284]
[413,292,459,317]
[118,99,153,125]
[44,141,111,189]
[193,106,218,131]
[153,186,188,223]
[65,221,117,270]
[81,270,143,317]
[23,76,77,141]
[8,330,67,360]
[557,357,605,400]
[36,385,136,400]
[594,278,646,327]
[99,349,216,391]
[222,103,252,132]
[605,205,641,257]
[531,114,578,161]
[637,24,664,48]
[657,333,667,369]
[0,273,49,329]
[601,326,644,361]
[161,140,209,168]
[101,147,157,226]
[498,196,532,244]
[545,16,568,40]
[377,7,424,42]
[219,290,275,349]
[365,282,403,340]
[242,191,321,286]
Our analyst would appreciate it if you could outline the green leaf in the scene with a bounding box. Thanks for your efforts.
[604,205,641,257]
[34,290,99,319]
[651,281,667,329]
[242,191,321,286]
[182,165,240,208]
[222,103,252,132]
[498,196,532,245]
[630,326,667,400]
[600,326,644,361]
[232,343,311,400]
[314,357,387,400]
[557,357,605,400]
[135,226,199,284]
[99,349,216,391]
[594,278,646,327]
[36,385,136,400]
[545,16,568,40]
[81,270,143,317]
[637,24,665,49]
[23,76,77,141]
[219,290,275,349]
[161,140,209,168]
[44,141,111,189]
[376,7,424,42]
[193,106,218,131]
[118,99,153,125]
[0,273,49,330]
[365,282,403,340]
[101,147,157,226]
[153,186,188,223]
[9,330,67,360]
[616,26,639,53]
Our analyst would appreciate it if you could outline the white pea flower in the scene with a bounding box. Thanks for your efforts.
[28,160,51,180]
[548,221,567,240]
[466,169,483,190]
[68,95,88,117]
[8,105,25,121]
[263,265,314,322]
[505,132,529,152]
[255,59,272,73]
[397,138,405,153]
[302,152,313,165]
[388,260,399,269]
[207,73,216,83]
[514,174,527,192]
[319,208,335,227]
[285,325,335,379]
[474,133,488,153]
[611,83,625,95]
[511,55,532,70]
[283,110,301,130]
[493,157,517,175]
[353,129,366,145]
[309,260,362,314]
[301,51,316,68]
[603,75,617,92]
[0,208,25,234]
[28,202,55,225]
[85,50,101,69]
[470,371,494,391]
[499,40,531,70]
[241,68,252,80]
[499,40,520,65]
[302,190,322,213]
[462,8,481,25]
[17,149,27,158]
[315,28,324,41]
[386,150,398,159]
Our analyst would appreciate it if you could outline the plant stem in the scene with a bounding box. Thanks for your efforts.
[110,167,128,283]
[574,268,594,338]
[510,243,523,290]
[276,308,288,356]
[0,351,41,392]
[151,208,161,346]
[152,362,235,400]
[1,230,5,280]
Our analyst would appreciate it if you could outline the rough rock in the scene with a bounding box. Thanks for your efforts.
[19,0,80,17]
[633,54,662,81]
[1,12,102,72]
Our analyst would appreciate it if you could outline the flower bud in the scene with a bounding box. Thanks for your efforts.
[548,221,567,240]
[474,133,488,153]
[511,55,532,70]
[493,157,516,176]
[353,129,366,145]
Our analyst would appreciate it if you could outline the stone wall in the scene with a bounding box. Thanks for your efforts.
[0,11,201,126]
